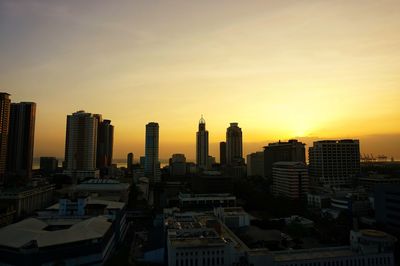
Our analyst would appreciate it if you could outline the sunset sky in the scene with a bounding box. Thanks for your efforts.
[1,0,400,161]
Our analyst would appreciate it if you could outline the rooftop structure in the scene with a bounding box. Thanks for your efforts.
[0,196,129,265]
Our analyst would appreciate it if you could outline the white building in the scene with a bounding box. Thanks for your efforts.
[272,161,309,199]
[214,207,250,229]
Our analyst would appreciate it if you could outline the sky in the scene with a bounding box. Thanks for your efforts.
[1,0,400,161]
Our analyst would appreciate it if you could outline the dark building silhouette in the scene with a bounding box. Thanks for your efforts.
[145,122,160,183]
[196,116,209,169]
[309,139,360,186]
[191,172,233,194]
[127,152,134,173]
[226,123,243,165]
[263,139,306,180]
[169,153,187,177]
[375,184,400,235]
[95,116,114,169]
[219,141,226,165]
[40,157,58,175]
[7,102,36,179]
[0,93,11,185]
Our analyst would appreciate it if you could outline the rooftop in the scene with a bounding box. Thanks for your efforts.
[0,216,111,249]
[273,247,355,262]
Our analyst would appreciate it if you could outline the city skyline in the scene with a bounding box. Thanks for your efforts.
[1,1,400,160]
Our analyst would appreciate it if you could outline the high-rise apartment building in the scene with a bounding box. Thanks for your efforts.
[309,140,360,186]
[219,142,226,165]
[95,116,114,169]
[145,122,160,183]
[196,116,209,169]
[7,102,36,179]
[64,111,98,179]
[0,93,11,185]
[263,139,306,180]
[226,123,243,165]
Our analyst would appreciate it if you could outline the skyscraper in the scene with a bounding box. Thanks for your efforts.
[127,152,134,173]
[0,93,11,185]
[309,139,360,186]
[196,115,209,169]
[7,102,36,179]
[219,141,226,165]
[226,123,243,165]
[145,122,160,183]
[95,116,114,169]
[64,111,98,179]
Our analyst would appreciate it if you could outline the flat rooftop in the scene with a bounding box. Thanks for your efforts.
[0,216,111,249]
[273,247,355,261]
[47,198,125,211]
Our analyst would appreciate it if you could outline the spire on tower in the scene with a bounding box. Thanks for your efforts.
[199,114,206,124]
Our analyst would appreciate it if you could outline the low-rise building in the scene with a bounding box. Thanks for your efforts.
[0,196,129,265]
[74,178,130,202]
[164,209,397,266]
[307,192,331,208]
[0,183,55,218]
[214,207,250,229]
[178,193,236,210]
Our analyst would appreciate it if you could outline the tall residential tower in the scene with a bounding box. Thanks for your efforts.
[145,122,160,183]
[0,93,11,185]
[95,115,114,169]
[64,111,98,179]
[7,102,36,179]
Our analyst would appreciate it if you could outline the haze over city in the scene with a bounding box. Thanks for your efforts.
[1,0,400,160]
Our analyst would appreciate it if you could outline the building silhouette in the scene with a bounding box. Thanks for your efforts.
[247,151,264,177]
[127,153,134,173]
[309,139,360,186]
[64,111,98,180]
[0,93,11,186]
[219,141,226,165]
[145,122,160,183]
[95,115,114,170]
[196,115,209,169]
[40,157,58,175]
[226,123,243,165]
[7,102,36,179]
[263,139,306,180]
[170,153,187,177]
